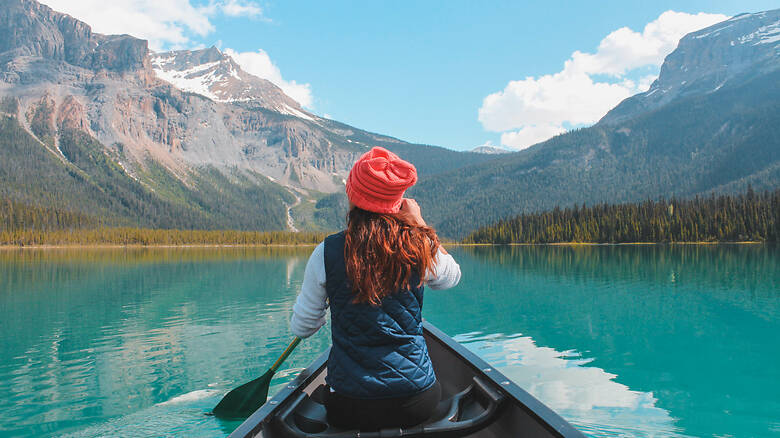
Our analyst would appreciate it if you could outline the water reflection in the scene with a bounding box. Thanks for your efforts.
[426,245,780,437]
[0,245,778,437]
[0,247,329,437]
[455,332,686,437]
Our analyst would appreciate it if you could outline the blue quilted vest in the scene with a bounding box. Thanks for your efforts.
[324,231,437,399]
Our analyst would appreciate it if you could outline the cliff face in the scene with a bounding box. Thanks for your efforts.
[0,0,366,193]
[0,0,148,73]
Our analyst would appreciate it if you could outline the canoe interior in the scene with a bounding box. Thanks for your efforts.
[229,322,583,438]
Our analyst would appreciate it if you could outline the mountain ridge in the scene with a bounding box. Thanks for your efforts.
[149,47,312,119]
[410,9,780,238]
[601,9,780,125]
[1,1,777,237]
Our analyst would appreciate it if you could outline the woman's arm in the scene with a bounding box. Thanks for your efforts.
[290,242,329,338]
[394,198,461,289]
[425,247,461,290]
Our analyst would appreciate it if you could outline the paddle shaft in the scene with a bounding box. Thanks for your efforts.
[269,336,301,373]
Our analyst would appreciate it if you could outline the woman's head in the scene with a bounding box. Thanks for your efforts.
[345,147,417,214]
[343,147,439,305]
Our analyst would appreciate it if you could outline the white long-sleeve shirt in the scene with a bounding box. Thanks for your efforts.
[290,242,461,338]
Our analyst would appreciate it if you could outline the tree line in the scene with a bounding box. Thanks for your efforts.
[464,188,779,244]
[0,227,327,246]
[1,197,325,246]
[4,188,778,245]
[1,197,100,231]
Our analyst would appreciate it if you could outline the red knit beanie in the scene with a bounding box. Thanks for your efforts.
[345,147,418,214]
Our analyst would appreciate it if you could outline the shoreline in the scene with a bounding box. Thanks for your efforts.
[0,241,766,249]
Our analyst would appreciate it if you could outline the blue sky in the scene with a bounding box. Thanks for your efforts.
[44,0,779,150]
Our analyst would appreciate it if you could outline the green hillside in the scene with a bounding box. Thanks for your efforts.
[0,110,497,233]
[0,114,293,230]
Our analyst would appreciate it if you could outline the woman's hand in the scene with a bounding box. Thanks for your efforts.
[396,198,427,227]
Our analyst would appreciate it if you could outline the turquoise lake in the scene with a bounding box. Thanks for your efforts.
[0,245,778,437]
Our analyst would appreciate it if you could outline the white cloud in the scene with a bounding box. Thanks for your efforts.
[479,10,728,150]
[219,0,264,18]
[638,74,657,91]
[41,0,265,51]
[501,125,566,151]
[568,11,729,76]
[224,49,314,108]
[479,71,635,133]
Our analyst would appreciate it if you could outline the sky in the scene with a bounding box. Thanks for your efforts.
[41,0,779,151]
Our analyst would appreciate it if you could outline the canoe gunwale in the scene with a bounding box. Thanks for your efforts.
[228,321,584,438]
[228,349,330,438]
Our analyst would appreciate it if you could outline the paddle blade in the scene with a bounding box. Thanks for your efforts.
[213,369,274,419]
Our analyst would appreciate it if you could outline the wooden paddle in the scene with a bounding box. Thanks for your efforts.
[213,336,301,419]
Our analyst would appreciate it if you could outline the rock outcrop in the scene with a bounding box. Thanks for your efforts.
[0,0,366,192]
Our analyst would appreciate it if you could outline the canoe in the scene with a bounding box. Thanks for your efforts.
[229,321,585,437]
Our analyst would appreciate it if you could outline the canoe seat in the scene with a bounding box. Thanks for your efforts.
[273,376,505,437]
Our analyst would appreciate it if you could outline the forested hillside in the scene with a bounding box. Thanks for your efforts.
[2,3,778,239]
[0,114,294,230]
[465,188,779,244]
[0,195,326,246]
[412,70,780,238]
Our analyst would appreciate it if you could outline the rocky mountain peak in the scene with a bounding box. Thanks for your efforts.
[601,9,780,125]
[151,46,226,72]
[150,47,313,118]
[192,46,224,64]
[0,0,148,74]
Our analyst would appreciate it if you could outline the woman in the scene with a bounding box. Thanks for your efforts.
[290,146,461,430]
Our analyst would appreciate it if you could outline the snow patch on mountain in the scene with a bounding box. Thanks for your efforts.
[150,47,316,120]
[279,104,315,121]
[151,57,222,101]
[695,12,780,46]
[738,20,780,45]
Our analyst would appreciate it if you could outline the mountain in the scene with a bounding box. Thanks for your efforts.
[150,47,311,118]
[470,145,512,154]
[6,0,775,239]
[410,10,780,238]
[601,10,780,125]
[0,0,493,232]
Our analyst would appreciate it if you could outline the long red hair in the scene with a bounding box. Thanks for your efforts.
[344,207,440,305]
